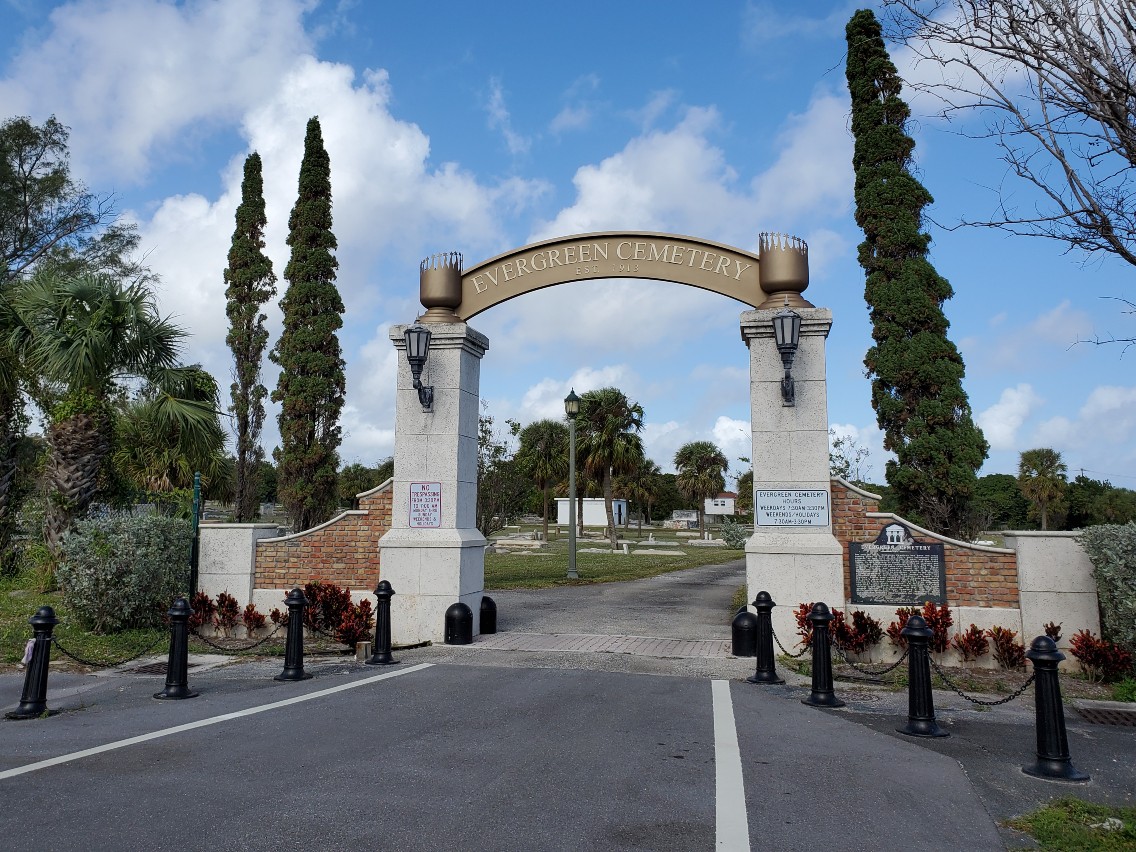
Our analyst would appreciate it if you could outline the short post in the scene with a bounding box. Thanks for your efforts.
[480,595,497,635]
[802,602,844,708]
[731,610,758,657]
[6,606,61,719]
[747,591,784,685]
[444,602,473,645]
[275,588,312,681]
[365,580,398,666]
[897,614,947,737]
[154,596,199,700]
[1023,636,1089,782]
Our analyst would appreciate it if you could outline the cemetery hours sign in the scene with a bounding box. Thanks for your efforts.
[850,523,947,606]
[755,490,830,527]
[409,482,442,528]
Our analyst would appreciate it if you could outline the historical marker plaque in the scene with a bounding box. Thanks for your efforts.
[755,490,830,527]
[408,482,442,528]
[849,522,947,606]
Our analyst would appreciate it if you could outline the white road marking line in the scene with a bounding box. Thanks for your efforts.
[0,663,434,780]
[712,679,751,851]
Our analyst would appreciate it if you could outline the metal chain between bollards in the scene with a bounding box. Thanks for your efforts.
[188,622,285,655]
[51,634,166,669]
[928,655,1036,707]
[830,641,909,677]
[771,627,811,659]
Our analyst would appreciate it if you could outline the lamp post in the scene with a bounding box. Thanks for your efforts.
[404,323,434,411]
[564,388,580,580]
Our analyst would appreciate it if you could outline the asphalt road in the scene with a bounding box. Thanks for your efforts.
[489,558,744,638]
[1,561,1132,850]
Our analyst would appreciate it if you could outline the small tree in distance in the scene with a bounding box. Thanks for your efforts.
[674,440,728,538]
[1018,448,1067,530]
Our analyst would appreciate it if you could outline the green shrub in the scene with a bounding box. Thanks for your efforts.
[57,513,191,633]
[1077,523,1136,656]
[720,518,748,549]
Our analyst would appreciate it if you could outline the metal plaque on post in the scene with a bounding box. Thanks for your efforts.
[755,490,830,527]
[409,482,442,528]
[849,522,947,605]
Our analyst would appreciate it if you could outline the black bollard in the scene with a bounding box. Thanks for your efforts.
[275,588,313,681]
[1022,636,1089,782]
[480,595,497,635]
[897,614,947,737]
[444,602,473,645]
[365,580,398,666]
[731,610,758,657]
[802,602,845,708]
[747,591,785,685]
[7,606,61,719]
[154,597,199,700]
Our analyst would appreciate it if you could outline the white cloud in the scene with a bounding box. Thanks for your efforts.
[712,416,752,466]
[743,1,862,44]
[550,105,591,134]
[486,77,531,156]
[968,300,1095,375]
[531,88,852,250]
[0,0,314,182]
[977,383,1043,450]
[1034,386,1136,456]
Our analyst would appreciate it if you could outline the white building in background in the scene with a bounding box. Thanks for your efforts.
[554,497,629,527]
[704,492,738,520]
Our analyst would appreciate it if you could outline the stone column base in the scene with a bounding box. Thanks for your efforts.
[746,531,844,653]
[379,527,485,645]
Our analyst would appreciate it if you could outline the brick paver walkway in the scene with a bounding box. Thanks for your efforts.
[472,632,732,658]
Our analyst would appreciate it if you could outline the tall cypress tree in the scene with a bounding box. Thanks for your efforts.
[224,152,276,522]
[270,117,345,532]
[846,9,987,537]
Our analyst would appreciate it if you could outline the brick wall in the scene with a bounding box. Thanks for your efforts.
[830,479,1020,609]
[253,481,393,590]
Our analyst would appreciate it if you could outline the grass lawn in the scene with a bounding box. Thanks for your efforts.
[1005,798,1136,849]
[0,572,166,667]
[485,530,745,590]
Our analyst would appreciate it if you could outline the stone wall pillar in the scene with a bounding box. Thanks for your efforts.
[379,322,488,645]
[741,307,844,647]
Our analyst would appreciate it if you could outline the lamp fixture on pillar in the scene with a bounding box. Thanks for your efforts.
[564,388,580,580]
[404,324,434,411]
[772,307,802,406]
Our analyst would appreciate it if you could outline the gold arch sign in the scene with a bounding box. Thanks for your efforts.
[418,231,811,322]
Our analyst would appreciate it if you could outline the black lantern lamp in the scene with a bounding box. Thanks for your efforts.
[772,307,802,406]
[404,324,434,411]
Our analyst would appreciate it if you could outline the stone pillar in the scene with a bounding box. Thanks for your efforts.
[379,322,488,645]
[740,307,844,649]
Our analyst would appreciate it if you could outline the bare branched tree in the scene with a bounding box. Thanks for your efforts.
[884,0,1136,266]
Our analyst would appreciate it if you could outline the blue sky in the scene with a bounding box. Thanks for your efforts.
[2,0,1133,488]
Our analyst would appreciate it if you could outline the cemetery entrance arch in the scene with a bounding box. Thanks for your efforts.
[380,231,844,646]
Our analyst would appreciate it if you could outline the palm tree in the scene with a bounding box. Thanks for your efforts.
[575,387,644,549]
[619,456,661,538]
[10,271,223,555]
[1017,448,1067,530]
[674,441,729,537]
[114,366,231,504]
[515,418,569,543]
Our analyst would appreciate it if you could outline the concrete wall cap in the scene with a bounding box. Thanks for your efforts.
[1002,530,1083,539]
[356,477,394,500]
[199,523,280,529]
[831,477,881,500]
[258,511,367,543]
[865,512,1016,554]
